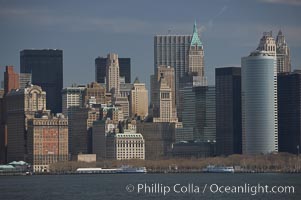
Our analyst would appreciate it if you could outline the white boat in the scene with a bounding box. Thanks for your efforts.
[76,166,147,174]
[203,165,234,173]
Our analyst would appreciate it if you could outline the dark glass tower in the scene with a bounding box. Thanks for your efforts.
[20,49,63,113]
[215,67,242,156]
[95,57,131,83]
[278,71,301,154]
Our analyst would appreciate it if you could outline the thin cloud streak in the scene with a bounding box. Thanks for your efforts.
[259,0,301,6]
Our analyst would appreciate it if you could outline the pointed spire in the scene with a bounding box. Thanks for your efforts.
[190,21,202,47]
[133,76,140,84]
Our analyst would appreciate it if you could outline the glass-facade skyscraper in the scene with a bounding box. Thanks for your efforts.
[215,67,242,156]
[242,50,278,155]
[20,49,63,113]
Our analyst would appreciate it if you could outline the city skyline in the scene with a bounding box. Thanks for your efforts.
[0,0,301,89]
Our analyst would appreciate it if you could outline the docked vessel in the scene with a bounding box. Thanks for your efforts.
[76,166,147,174]
[202,165,234,173]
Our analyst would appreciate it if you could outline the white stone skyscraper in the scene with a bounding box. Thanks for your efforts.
[276,30,291,73]
[106,53,120,97]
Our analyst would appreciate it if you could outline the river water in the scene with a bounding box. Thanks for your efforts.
[0,173,300,200]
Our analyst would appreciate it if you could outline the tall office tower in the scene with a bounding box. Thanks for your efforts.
[181,85,215,142]
[278,71,301,154]
[6,85,46,162]
[242,50,278,155]
[153,75,178,123]
[256,32,278,142]
[130,78,148,119]
[106,53,120,97]
[4,66,19,94]
[27,113,68,172]
[276,30,291,73]
[188,22,204,77]
[19,73,32,89]
[151,65,176,119]
[215,67,242,156]
[70,107,100,158]
[154,22,204,119]
[95,57,131,83]
[20,49,63,113]
[83,82,106,106]
[62,85,86,156]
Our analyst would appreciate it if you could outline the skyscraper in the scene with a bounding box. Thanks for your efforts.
[130,78,148,119]
[62,85,86,156]
[151,65,176,119]
[188,22,204,77]
[6,85,47,162]
[20,49,63,113]
[278,71,301,154]
[27,113,68,172]
[95,57,131,83]
[154,22,204,119]
[181,85,215,142]
[4,66,19,95]
[276,30,291,73]
[215,67,242,156]
[106,53,120,97]
[242,50,278,155]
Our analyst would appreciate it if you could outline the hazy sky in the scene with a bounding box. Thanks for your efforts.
[0,0,301,88]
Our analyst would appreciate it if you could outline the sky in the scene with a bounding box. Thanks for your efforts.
[0,0,301,88]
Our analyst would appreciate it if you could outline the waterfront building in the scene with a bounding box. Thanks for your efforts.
[215,67,242,156]
[278,71,301,154]
[20,49,63,113]
[136,121,175,159]
[27,113,68,172]
[6,85,46,162]
[242,50,278,154]
[106,130,145,160]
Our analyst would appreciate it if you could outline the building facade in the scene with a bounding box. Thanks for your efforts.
[4,66,19,95]
[276,30,291,73]
[106,131,145,160]
[95,57,131,84]
[27,114,68,172]
[130,78,148,119]
[278,71,301,154]
[106,53,120,97]
[6,85,47,162]
[20,49,63,113]
[215,67,242,156]
[242,50,278,154]
[154,23,204,119]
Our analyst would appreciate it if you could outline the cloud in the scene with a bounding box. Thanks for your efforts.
[202,5,228,31]
[259,0,301,6]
